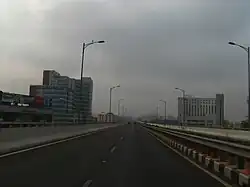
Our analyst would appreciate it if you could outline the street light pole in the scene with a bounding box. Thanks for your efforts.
[175,88,186,126]
[109,85,120,114]
[156,105,159,120]
[160,100,167,125]
[80,42,85,89]
[121,105,125,116]
[109,88,112,114]
[79,40,105,124]
[249,47,250,127]
[118,99,124,116]
[229,42,250,128]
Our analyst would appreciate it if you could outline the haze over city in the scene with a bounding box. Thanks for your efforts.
[1,0,250,121]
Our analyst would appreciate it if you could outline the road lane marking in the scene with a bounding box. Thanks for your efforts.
[102,160,107,163]
[110,146,117,153]
[82,180,92,187]
[146,130,231,187]
[0,131,99,159]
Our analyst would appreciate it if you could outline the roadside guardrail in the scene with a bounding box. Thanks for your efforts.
[139,122,250,187]
[146,121,250,131]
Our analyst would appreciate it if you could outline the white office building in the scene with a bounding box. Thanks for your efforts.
[178,94,224,127]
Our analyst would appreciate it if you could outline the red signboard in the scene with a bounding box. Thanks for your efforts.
[34,96,44,107]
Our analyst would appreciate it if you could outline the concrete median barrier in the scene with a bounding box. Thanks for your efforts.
[0,123,120,155]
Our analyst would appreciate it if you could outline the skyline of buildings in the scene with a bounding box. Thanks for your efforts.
[0,69,227,125]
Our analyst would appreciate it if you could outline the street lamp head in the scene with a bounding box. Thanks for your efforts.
[175,87,179,90]
[111,84,120,90]
[228,41,236,45]
[228,41,248,52]
[98,40,105,43]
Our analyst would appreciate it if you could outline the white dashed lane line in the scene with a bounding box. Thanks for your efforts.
[82,180,92,187]
[110,146,117,153]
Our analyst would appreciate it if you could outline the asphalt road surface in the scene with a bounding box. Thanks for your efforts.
[0,124,224,187]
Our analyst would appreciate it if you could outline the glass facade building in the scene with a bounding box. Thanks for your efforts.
[30,70,93,124]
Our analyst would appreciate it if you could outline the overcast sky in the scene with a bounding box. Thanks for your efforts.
[0,0,250,121]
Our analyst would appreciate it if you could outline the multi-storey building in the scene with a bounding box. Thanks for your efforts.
[30,85,75,123]
[30,70,93,124]
[43,70,60,86]
[178,94,224,127]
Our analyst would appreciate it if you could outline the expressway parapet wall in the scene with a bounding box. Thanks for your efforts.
[0,123,120,155]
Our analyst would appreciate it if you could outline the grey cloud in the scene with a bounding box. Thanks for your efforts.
[0,0,250,120]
